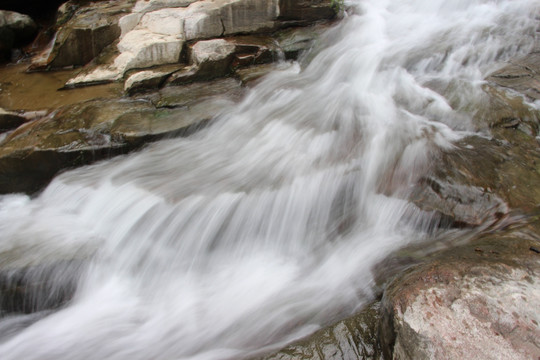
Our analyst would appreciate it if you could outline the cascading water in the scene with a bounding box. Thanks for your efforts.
[0,0,538,359]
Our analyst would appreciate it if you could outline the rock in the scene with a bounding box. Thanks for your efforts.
[132,0,199,13]
[0,78,244,194]
[487,52,540,102]
[60,0,336,87]
[409,176,508,228]
[32,1,134,70]
[380,232,540,360]
[154,77,244,107]
[227,35,279,65]
[275,25,327,59]
[260,301,382,360]
[0,11,37,46]
[0,260,84,316]
[0,10,37,60]
[124,64,183,95]
[278,0,336,24]
[182,1,225,40]
[234,63,280,86]
[0,108,26,132]
[219,0,279,36]
[190,38,236,78]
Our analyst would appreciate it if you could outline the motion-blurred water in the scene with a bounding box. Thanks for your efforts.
[0,0,537,359]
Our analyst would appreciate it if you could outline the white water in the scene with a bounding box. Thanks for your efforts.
[0,0,537,359]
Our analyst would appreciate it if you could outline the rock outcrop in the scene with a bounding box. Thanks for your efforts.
[33,0,335,88]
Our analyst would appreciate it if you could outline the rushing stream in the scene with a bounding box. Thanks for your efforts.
[0,0,538,359]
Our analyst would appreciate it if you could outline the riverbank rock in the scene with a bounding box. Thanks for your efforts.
[55,0,335,87]
[31,1,134,70]
[0,11,37,60]
[380,229,540,360]
[0,78,244,194]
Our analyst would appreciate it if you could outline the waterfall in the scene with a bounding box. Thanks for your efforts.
[0,0,537,359]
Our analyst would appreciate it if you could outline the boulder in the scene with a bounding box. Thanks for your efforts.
[219,0,279,35]
[234,63,280,86]
[380,232,540,360]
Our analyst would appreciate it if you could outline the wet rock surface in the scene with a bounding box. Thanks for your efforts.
[0,77,245,194]
[260,302,383,360]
